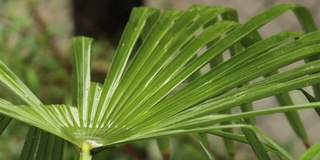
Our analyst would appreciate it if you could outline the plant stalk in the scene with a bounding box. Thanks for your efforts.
[80,142,92,160]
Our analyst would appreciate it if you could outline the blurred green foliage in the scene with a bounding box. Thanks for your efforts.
[0,1,71,159]
[0,0,71,103]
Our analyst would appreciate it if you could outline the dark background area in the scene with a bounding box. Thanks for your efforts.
[72,0,143,46]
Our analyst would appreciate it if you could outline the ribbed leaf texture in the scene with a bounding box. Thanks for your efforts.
[0,4,319,159]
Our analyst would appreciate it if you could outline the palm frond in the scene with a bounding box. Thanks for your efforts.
[0,4,319,159]
[20,127,64,160]
[300,143,320,160]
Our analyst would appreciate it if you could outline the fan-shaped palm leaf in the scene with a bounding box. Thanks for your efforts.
[0,4,320,160]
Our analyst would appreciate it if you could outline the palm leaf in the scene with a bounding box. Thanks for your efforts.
[0,4,319,159]
[300,143,320,160]
[241,127,270,160]
[0,114,11,134]
[191,133,216,160]
[20,127,64,160]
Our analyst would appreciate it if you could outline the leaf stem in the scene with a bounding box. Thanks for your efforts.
[80,142,92,160]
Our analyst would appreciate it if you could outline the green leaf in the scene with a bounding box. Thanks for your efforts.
[219,109,235,159]
[191,133,216,160]
[264,68,309,146]
[293,4,320,103]
[20,127,65,160]
[241,127,270,160]
[274,90,309,146]
[0,5,319,160]
[94,7,159,127]
[299,88,320,116]
[300,143,320,160]
[20,127,40,160]
[72,37,93,128]
[207,130,277,153]
[162,102,320,132]
[0,114,11,134]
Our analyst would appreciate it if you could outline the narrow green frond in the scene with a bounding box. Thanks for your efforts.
[20,127,65,160]
[299,88,320,116]
[0,114,11,135]
[95,7,159,127]
[163,102,320,131]
[132,31,306,128]
[0,61,42,107]
[249,126,295,160]
[274,90,309,145]
[207,130,277,153]
[191,133,216,160]
[300,143,320,160]
[105,7,235,127]
[101,9,185,126]
[20,127,41,160]
[292,5,320,101]
[72,37,93,128]
[118,21,240,128]
[241,127,271,160]
[0,98,55,133]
